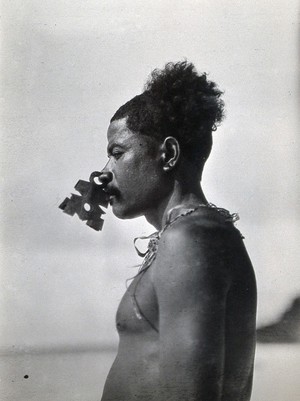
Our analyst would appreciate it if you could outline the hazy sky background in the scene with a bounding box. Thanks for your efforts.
[1,0,299,349]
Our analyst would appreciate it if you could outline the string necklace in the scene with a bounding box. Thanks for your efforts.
[133,202,239,275]
[130,203,239,328]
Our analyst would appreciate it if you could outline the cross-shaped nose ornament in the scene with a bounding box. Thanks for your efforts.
[59,171,110,231]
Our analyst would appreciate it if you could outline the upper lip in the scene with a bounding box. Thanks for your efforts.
[102,186,118,197]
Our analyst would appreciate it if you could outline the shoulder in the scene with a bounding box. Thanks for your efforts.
[159,206,241,254]
[153,207,241,291]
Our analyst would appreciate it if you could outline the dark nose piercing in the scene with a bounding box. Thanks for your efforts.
[100,171,113,185]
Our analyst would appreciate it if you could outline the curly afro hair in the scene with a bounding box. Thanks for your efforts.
[111,61,224,169]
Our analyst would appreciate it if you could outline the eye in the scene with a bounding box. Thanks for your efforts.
[111,151,123,160]
[107,146,124,160]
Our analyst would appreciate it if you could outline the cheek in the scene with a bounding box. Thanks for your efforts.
[122,155,155,181]
[114,151,163,193]
[137,161,160,182]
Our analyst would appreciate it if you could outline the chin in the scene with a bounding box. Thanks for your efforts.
[111,203,143,220]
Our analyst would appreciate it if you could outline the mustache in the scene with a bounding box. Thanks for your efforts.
[103,186,120,197]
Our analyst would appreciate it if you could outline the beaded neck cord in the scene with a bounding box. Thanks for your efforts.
[129,203,240,329]
[133,202,240,275]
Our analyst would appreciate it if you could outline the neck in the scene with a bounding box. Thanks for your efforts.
[144,180,207,231]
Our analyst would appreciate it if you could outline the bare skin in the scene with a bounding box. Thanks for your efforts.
[100,118,257,401]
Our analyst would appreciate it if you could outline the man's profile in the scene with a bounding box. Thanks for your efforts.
[98,61,257,401]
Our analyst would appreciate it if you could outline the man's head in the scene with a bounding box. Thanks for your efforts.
[111,61,224,173]
[102,61,224,220]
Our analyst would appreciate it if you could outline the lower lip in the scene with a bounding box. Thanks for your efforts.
[109,195,116,205]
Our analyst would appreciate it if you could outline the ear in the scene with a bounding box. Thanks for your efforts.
[161,136,181,172]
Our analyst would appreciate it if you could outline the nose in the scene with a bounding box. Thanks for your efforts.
[89,165,113,187]
[98,171,113,186]
[100,159,113,184]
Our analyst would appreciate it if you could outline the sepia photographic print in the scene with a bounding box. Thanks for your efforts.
[1,1,299,400]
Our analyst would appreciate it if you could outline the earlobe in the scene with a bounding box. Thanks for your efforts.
[161,136,180,172]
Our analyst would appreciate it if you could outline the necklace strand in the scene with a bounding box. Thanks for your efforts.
[130,203,240,327]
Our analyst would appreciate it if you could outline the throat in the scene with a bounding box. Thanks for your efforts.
[144,186,207,231]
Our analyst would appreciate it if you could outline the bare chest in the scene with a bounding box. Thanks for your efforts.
[116,268,159,335]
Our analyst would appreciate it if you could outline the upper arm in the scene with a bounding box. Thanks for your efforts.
[152,221,233,399]
[154,221,232,337]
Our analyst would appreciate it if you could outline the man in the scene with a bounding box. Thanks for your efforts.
[100,61,257,401]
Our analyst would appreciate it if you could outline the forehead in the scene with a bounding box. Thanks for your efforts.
[107,118,157,151]
[107,118,133,145]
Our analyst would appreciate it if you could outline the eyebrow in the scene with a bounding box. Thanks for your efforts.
[107,141,126,155]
